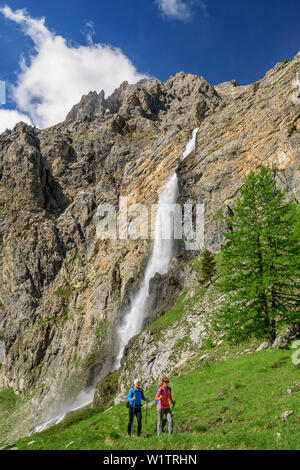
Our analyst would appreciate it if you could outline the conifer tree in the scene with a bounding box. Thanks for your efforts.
[214,166,300,344]
[201,248,217,284]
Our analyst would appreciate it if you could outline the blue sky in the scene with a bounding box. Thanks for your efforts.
[0,0,299,131]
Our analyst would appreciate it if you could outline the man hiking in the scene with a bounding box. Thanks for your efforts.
[127,379,149,437]
[155,377,175,436]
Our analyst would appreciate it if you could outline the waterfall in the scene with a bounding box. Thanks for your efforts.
[113,173,179,368]
[30,383,96,434]
[31,128,198,434]
[114,128,198,368]
[182,128,198,160]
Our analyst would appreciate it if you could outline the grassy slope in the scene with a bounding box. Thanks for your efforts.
[14,344,300,450]
[0,388,17,414]
[3,252,300,449]
[0,387,36,445]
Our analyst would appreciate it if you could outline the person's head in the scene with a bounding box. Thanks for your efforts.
[134,379,140,388]
[161,377,169,388]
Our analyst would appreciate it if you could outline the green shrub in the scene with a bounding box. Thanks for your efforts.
[194,424,207,433]
[95,319,109,340]
[54,289,72,297]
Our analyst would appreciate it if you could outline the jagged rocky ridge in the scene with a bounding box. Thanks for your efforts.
[0,52,299,441]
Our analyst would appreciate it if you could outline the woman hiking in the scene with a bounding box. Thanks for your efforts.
[127,379,149,437]
[155,377,175,436]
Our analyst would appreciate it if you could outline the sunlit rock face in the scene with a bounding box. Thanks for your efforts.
[0,51,299,441]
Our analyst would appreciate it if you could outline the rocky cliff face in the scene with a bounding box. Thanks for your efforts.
[0,52,299,442]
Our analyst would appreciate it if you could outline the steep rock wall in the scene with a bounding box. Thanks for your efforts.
[0,52,299,440]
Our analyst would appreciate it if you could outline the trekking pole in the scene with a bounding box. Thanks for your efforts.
[131,402,135,435]
[131,391,136,435]
[145,400,148,437]
[146,401,148,424]
[171,401,176,433]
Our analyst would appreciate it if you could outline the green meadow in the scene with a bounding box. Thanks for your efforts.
[10,343,300,450]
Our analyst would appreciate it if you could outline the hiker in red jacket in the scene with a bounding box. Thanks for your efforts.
[155,377,175,436]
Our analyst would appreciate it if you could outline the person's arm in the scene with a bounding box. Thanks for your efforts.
[155,388,162,402]
[141,389,147,401]
[128,388,133,401]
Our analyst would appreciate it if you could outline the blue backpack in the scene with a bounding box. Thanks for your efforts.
[155,386,169,404]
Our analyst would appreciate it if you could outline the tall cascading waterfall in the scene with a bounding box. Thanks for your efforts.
[31,128,198,434]
[114,127,199,369]
[113,173,179,369]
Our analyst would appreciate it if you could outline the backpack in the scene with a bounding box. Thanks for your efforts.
[155,386,169,404]
[126,387,137,408]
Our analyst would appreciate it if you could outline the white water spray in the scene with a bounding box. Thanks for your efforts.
[31,385,96,434]
[114,128,198,368]
[182,128,198,160]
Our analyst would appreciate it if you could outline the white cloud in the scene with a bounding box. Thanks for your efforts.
[0,109,32,134]
[195,0,208,17]
[155,0,192,21]
[0,6,145,129]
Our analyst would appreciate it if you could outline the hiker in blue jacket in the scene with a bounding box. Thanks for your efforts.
[127,379,149,437]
